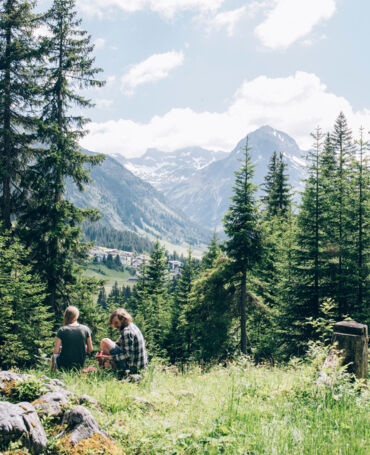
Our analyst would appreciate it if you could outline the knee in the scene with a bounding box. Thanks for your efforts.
[100,338,111,349]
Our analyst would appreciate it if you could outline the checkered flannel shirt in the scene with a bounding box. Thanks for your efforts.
[113,323,148,371]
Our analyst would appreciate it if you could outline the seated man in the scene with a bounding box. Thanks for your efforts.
[100,308,148,374]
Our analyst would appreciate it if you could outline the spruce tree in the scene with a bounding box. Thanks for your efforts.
[201,231,221,270]
[349,128,370,320]
[263,151,291,218]
[331,112,355,315]
[0,233,52,368]
[287,127,326,346]
[168,248,197,362]
[97,286,107,309]
[0,0,41,230]
[19,0,104,315]
[223,138,262,354]
[134,240,172,357]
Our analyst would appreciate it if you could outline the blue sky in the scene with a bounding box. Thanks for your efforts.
[39,0,370,156]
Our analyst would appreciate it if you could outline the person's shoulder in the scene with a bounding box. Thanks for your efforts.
[79,324,91,334]
[56,326,65,337]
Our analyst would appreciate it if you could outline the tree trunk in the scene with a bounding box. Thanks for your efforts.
[240,268,247,354]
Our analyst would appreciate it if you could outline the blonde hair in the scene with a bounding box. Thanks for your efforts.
[109,308,132,327]
[64,306,79,326]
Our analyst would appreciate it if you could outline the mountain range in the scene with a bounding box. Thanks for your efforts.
[66,126,307,248]
[65,152,211,247]
[121,126,307,230]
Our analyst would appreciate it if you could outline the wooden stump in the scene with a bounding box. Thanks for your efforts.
[333,321,368,380]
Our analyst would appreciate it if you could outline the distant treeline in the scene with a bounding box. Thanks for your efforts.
[83,223,154,254]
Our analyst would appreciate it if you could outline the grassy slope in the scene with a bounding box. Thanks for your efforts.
[83,264,132,293]
[31,360,369,455]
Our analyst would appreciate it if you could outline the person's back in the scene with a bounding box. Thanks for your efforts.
[57,324,91,370]
[52,306,93,371]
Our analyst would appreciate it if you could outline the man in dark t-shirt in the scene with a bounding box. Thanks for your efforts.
[52,306,93,370]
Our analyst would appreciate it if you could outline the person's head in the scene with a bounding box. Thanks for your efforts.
[109,308,132,331]
[63,306,79,326]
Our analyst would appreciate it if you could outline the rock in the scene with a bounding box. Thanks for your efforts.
[0,401,47,455]
[39,375,67,389]
[129,396,156,409]
[124,374,142,383]
[79,395,102,410]
[58,405,108,444]
[33,391,69,417]
[0,371,32,394]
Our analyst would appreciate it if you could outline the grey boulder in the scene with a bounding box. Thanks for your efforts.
[58,405,107,444]
[33,391,69,417]
[0,401,47,454]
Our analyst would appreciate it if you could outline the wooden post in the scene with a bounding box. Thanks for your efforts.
[333,321,368,380]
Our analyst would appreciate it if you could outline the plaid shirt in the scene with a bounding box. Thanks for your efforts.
[114,323,148,371]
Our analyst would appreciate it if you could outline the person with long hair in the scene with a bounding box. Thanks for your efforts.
[51,306,93,370]
[99,308,147,374]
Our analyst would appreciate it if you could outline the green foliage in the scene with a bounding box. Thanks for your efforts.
[223,139,263,354]
[0,233,53,369]
[27,355,369,455]
[262,151,291,218]
[133,241,172,358]
[0,0,42,230]
[83,222,154,254]
[18,0,105,317]
[5,378,49,403]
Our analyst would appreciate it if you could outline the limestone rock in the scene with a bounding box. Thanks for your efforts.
[58,405,108,444]
[0,371,32,394]
[33,391,69,417]
[0,401,47,455]
[79,395,102,410]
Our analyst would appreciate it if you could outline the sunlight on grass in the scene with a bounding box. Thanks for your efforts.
[29,359,369,455]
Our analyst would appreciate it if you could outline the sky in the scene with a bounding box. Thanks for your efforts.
[39,0,370,157]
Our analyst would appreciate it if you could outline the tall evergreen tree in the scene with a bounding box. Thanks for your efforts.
[287,127,326,346]
[134,240,172,357]
[349,128,370,320]
[0,232,52,368]
[331,112,355,315]
[0,0,41,230]
[223,138,262,354]
[19,0,104,314]
[168,248,197,362]
[262,151,291,218]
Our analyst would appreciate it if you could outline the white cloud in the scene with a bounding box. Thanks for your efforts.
[121,51,184,95]
[206,6,247,36]
[94,38,106,50]
[78,0,223,19]
[255,0,336,50]
[81,71,370,157]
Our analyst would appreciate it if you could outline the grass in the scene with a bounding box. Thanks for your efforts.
[83,263,132,293]
[27,356,369,455]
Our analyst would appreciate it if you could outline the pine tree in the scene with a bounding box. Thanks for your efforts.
[348,127,370,320]
[97,286,107,309]
[168,248,197,362]
[19,0,104,315]
[0,232,53,368]
[223,138,262,354]
[134,240,172,357]
[262,151,291,218]
[331,112,355,315]
[287,127,326,345]
[184,255,234,362]
[0,0,41,229]
[201,232,221,270]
